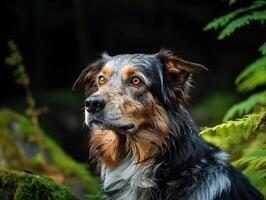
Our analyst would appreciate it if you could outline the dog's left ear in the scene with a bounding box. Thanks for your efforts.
[156,49,207,108]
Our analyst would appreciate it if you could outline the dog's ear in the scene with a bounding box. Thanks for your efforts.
[72,60,102,94]
[72,53,111,93]
[156,49,207,107]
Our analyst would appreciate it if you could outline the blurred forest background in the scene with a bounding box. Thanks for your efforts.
[0,0,265,199]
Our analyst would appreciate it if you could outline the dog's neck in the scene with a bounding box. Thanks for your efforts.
[90,127,167,168]
[101,159,156,200]
[90,127,167,199]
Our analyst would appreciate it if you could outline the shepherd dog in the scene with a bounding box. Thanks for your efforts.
[73,50,263,200]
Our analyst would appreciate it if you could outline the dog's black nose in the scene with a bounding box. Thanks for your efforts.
[84,96,106,114]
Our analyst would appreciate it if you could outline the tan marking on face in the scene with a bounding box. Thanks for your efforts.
[122,93,169,134]
[100,65,114,78]
[122,94,169,162]
[146,96,169,134]
[121,65,137,80]
[122,98,144,117]
[121,65,146,82]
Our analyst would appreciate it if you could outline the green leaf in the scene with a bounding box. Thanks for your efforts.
[223,90,266,121]
[259,42,266,55]
[201,112,266,149]
[218,9,266,39]
[235,56,266,92]
[229,0,237,6]
[203,2,266,32]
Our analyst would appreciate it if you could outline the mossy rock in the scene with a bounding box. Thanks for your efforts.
[0,108,100,199]
[0,168,77,200]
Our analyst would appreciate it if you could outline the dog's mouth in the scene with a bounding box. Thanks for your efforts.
[88,119,136,134]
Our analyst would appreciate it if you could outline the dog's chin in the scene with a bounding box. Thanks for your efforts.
[86,119,136,134]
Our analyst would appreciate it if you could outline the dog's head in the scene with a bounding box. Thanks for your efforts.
[73,50,206,166]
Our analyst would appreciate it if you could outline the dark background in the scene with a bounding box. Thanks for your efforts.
[1,0,265,162]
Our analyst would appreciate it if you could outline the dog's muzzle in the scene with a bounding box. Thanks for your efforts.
[84,95,136,134]
[84,95,106,114]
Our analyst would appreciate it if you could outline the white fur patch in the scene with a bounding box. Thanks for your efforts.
[214,151,229,165]
[85,109,89,126]
[188,171,231,200]
[101,160,155,200]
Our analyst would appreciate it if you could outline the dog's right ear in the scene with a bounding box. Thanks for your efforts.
[72,60,101,93]
[72,53,111,93]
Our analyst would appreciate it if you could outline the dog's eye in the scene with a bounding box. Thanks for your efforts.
[98,76,106,86]
[130,77,142,86]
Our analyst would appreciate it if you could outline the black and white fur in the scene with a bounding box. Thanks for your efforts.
[73,51,263,200]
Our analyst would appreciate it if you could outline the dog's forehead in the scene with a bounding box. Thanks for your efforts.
[101,53,161,78]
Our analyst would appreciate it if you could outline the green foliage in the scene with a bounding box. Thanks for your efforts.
[203,1,266,32]
[235,56,266,92]
[0,168,77,200]
[218,9,266,39]
[204,1,266,39]
[5,40,47,126]
[201,112,265,149]
[204,0,266,196]
[201,111,266,195]
[259,42,266,55]
[229,0,237,6]
[223,90,266,121]
[5,41,29,87]
[0,108,100,198]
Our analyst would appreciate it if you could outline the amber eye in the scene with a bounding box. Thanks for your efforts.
[98,76,106,86]
[131,77,142,86]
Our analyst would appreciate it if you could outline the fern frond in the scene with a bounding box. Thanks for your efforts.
[223,90,266,121]
[229,0,237,6]
[235,154,266,170]
[232,136,266,194]
[203,2,266,31]
[234,138,266,168]
[201,112,266,149]
[244,170,266,195]
[218,9,266,39]
[201,112,266,195]
[235,56,266,92]
[237,71,266,92]
[204,0,266,195]
[259,42,266,55]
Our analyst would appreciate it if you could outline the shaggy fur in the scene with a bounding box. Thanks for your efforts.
[73,50,263,200]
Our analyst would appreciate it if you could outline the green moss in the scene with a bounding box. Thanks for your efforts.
[0,108,100,199]
[0,168,77,200]
[42,134,99,191]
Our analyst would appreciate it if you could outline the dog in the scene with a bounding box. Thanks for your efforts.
[73,50,263,200]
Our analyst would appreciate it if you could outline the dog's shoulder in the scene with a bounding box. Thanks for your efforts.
[158,147,263,200]
[216,166,263,200]
[159,149,231,200]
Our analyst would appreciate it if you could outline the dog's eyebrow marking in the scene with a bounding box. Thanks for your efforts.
[121,65,137,80]
[100,65,114,78]
[121,65,146,82]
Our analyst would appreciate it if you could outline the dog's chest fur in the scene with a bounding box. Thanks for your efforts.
[100,151,233,200]
[101,160,155,200]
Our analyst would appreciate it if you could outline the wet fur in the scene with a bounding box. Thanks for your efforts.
[73,50,263,200]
